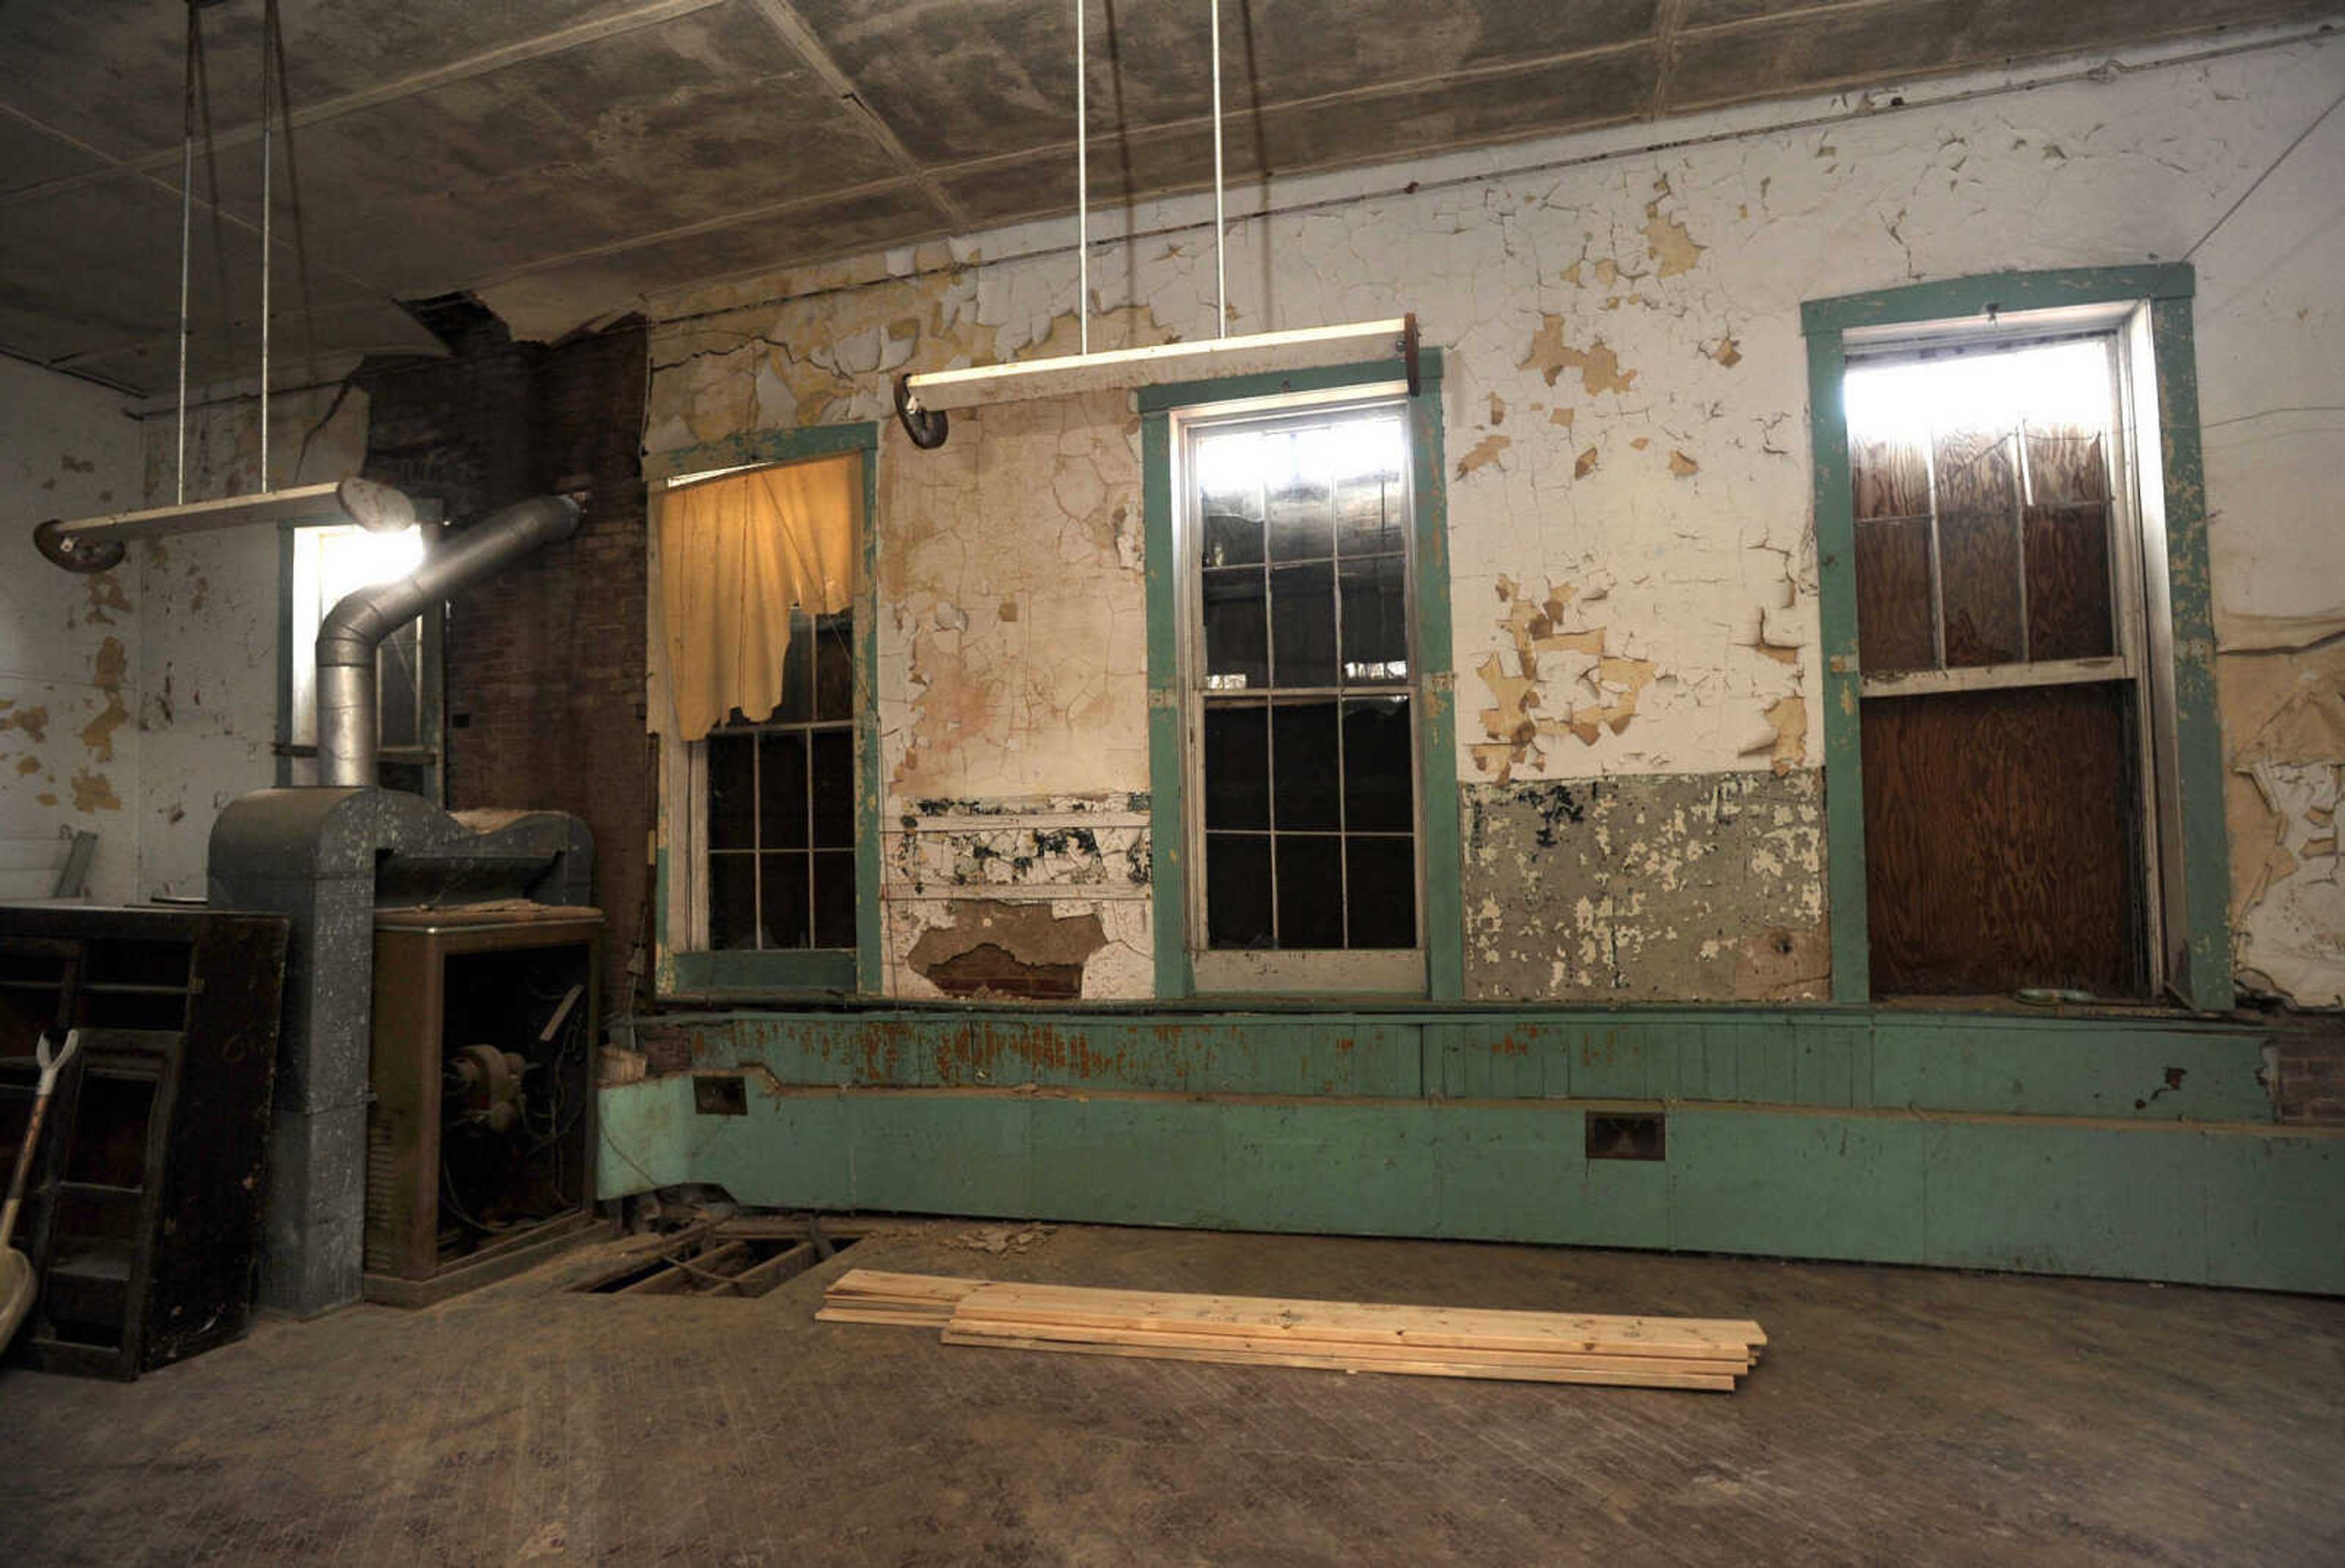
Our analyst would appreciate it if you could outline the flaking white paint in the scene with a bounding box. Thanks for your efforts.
[638,32,2345,1001]
[0,357,145,901]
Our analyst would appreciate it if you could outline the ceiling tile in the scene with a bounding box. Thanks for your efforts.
[198,1,906,300]
[0,173,376,376]
[790,0,1663,166]
[62,299,446,398]
[941,45,1659,231]
[1258,45,1660,175]
[476,180,950,329]
[1670,0,2325,111]
[0,1,689,163]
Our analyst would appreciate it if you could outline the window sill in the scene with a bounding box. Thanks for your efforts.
[1191,948,1427,996]
[667,948,856,995]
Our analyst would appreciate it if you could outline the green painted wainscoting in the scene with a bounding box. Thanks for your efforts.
[598,1006,2344,1295]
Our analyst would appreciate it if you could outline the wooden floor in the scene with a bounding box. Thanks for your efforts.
[2,1221,2341,1566]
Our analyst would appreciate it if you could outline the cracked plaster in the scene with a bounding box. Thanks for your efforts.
[0,354,145,900]
[132,385,367,899]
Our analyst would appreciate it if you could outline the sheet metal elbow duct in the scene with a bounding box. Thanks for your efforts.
[316,495,581,788]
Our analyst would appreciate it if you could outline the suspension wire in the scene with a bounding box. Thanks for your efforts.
[259,0,275,488]
[190,12,233,390]
[1209,0,1226,338]
[1075,0,1088,355]
[175,2,198,504]
[264,0,321,434]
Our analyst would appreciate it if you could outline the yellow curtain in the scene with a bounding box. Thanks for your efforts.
[655,453,860,742]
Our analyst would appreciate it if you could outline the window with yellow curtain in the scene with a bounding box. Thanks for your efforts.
[654,451,862,958]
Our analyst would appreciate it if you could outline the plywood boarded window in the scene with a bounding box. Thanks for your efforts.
[1845,336,2151,998]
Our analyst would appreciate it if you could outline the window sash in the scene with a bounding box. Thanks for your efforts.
[1173,395,1427,975]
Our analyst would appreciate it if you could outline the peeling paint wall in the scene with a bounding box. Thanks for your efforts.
[1464,772,1825,1001]
[874,393,1149,800]
[883,793,1154,1001]
[0,357,145,901]
[639,35,2345,1001]
[2194,73,2345,1006]
[133,385,369,898]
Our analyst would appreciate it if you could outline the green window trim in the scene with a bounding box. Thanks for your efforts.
[1140,352,1461,1001]
[1800,266,2231,1011]
[650,420,884,998]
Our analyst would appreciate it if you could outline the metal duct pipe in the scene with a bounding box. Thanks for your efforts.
[316,495,581,788]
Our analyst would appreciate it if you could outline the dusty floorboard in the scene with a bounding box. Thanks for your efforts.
[1,1222,2340,1566]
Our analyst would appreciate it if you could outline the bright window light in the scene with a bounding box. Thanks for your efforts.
[1845,339,2112,444]
[315,523,425,603]
[1196,415,1405,495]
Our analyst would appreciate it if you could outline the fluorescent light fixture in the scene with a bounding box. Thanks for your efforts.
[35,478,437,573]
[895,315,1420,447]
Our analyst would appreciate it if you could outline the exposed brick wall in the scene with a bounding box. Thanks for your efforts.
[2272,1019,2345,1126]
[354,319,650,1016]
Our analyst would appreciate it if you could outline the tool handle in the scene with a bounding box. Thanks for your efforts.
[1,1031,78,1252]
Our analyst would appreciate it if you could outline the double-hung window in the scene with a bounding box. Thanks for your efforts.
[1177,396,1426,993]
[653,431,876,995]
[696,609,857,953]
[1806,269,2231,1008]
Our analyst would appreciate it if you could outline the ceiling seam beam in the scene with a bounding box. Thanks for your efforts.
[1651,0,1689,119]
[0,98,133,183]
[0,0,732,212]
[461,173,929,291]
[44,297,443,376]
[741,0,975,232]
[1676,0,2319,46]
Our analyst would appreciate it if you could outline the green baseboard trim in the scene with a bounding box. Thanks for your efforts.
[595,1081,2345,1294]
[631,1004,2280,1123]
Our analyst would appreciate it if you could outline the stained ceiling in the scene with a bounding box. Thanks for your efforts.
[0,0,2329,394]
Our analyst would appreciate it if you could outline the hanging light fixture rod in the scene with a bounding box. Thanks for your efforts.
[35,480,440,574]
[1210,0,1226,339]
[892,0,1420,451]
[1075,0,1088,358]
[34,0,411,573]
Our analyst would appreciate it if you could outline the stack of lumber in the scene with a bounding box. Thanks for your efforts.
[818,1269,1763,1392]
[815,1269,980,1326]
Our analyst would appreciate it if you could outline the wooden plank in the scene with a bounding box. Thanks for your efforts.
[727,1241,817,1296]
[815,1306,954,1327]
[945,1318,1747,1377]
[826,1268,986,1302]
[956,1279,1765,1341]
[953,1283,1763,1357]
[939,1330,1739,1391]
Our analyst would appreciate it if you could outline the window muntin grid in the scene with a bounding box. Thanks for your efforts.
[1187,406,1420,952]
[702,608,856,951]
[1846,337,2123,674]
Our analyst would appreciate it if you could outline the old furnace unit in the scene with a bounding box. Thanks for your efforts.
[363,904,602,1306]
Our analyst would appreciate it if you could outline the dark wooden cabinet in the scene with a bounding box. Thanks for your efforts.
[0,906,288,1380]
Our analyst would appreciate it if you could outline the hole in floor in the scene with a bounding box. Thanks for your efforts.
[574,1222,865,1298]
